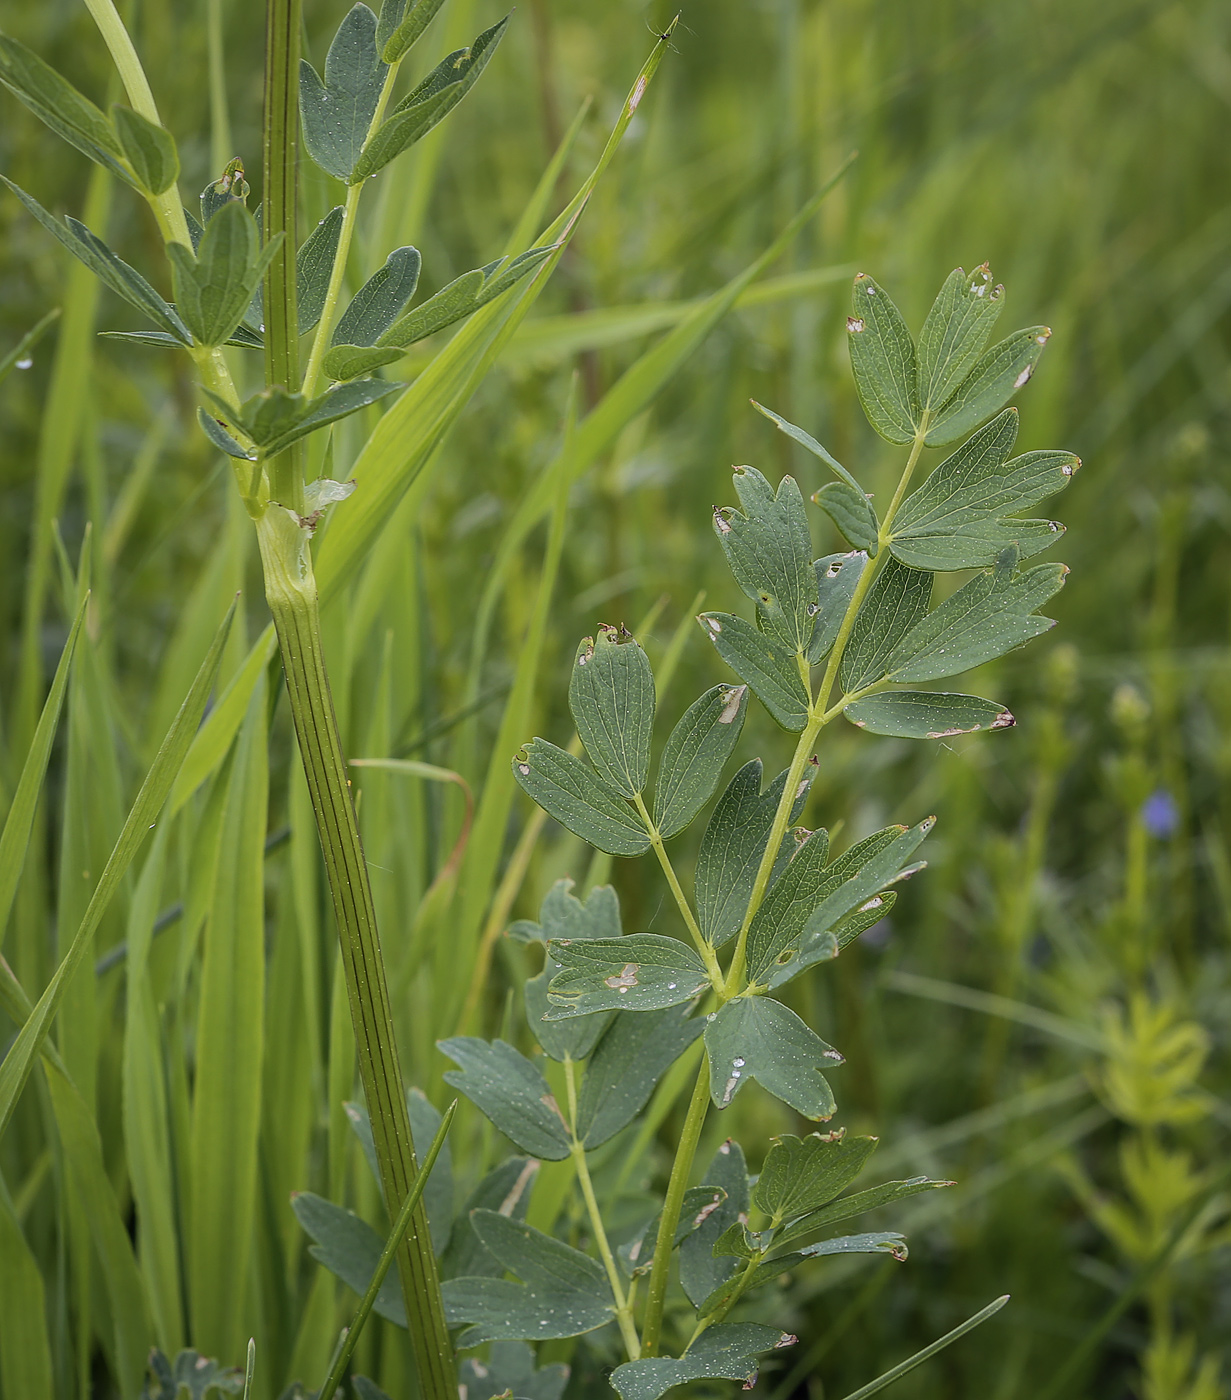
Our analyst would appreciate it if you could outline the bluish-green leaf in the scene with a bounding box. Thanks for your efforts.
[808,551,866,663]
[544,935,709,1018]
[441,1158,535,1281]
[352,19,507,181]
[575,1004,704,1147]
[112,105,179,194]
[619,1187,726,1277]
[697,1234,907,1318]
[925,326,1051,445]
[890,409,1076,571]
[292,1192,407,1327]
[442,1211,611,1346]
[197,406,253,460]
[773,1177,952,1250]
[259,378,400,456]
[699,612,809,731]
[568,626,655,796]
[744,829,832,988]
[378,0,448,62]
[0,37,129,182]
[916,264,1005,412]
[653,684,748,838]
[695,759,817,947]
[751,400,864,492]
[2,176,190,342]
[513,739,650,856]
[199,158,249,226]
[713,465,817,650]
[887,552,1067,682]
[610,1325,796,1400]
[814,481,879,555]
[168,201,280,346]
[704,997,842,1119]
[459,1342,568,1400]
[343,1093,454,1253]
[525,970,612,1063]
[142,1348,244,1399]
[296,206,345,333]
[844,691,1015,739]
[754,1130,878,1222]
[679,1140,750,1308]
[847,273,918,444]
[333,246,422,346]
[838,556,933,693]
[299,3,388,180]
[437,1038,571,1160]
[509,878,622,945]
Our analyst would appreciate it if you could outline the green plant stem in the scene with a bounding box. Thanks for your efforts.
[634,793,723,987]
[255,508,455,1400]
[564,1059,641,1360]
[262,0,304,512]
[318,1102,458,1400]
[684,1248,764,1349]
[640,1056,712,1356]
[206,0,233,173]
[300,61,403,398]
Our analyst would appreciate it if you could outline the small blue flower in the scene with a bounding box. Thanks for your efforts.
[1142,789,1179,839]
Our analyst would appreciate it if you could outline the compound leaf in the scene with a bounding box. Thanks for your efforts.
[168,201,279,347]
[619,1187,726,1277]
[437,1038,571,1160]
[751,400,864,492]
[609,1325,796,1400]
[744,829,832,987]
[713,466,817,650]
[543,935,709,1018]
[378,0,449,63]
[653,684,748,839]
[916,264,1004,412]
[575,1004,704,1147]
[695,759,817,948]
[299,3,387,181]
[844,692,1014,739]
[847,273,918,444]
[838,557,933,693]
[568,626,655,797]
[698,612,809,731]
[524,970,611,1063]
[697,1235,907,1319]
[704,997,842,1120]
[774,1177,952,1250]
[513,739,650,857]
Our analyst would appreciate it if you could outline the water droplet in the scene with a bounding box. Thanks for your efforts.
[15,357,32,370]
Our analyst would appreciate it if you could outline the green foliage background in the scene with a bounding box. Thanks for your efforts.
[0,0,1227,1396]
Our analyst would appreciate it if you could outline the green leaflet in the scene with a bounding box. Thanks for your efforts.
[887,551,1068,683]
[809,551,867,662]
[773,1177,952,1250]
[437,1038,571,1160]
[512,738,650,856]
[296,207,346,333]
[203,379,401,458]
[509,878,622,944]
[377,0,449,63]
[543,934,710,1017]
[112,106,178,195]
[575,1004,705,1147]
[916,264,1005,412]
[1,176,190,342]
[525,969,612,1063]
[751,400,864,492]
[653,683,748,838]
[299,3,388,181]
[744,829,832,986]
[0,36,130,183]
[813,481,879,555]
[458,1343,568,1400]
[847,273,918,444]
[344,1092,454,1253]
[695,759,817,947]
[293,1193,407,1327]
[199,157,249,227]
[324,245,556,380]
[168,201,281,347]
[845,691,1016,739]
[333,246,422,346]
[619,1187,726,1276]
[890,410,1076,571]
[925,326,1052,445]
[839,556,933,693]
[197,408,252,460]
[704,997,842,1120]
[713,465,817,651]
[697,1234,908,1318]
[441,1157,535,1282]
[353,19,507,181]
[678,1140,750,1308]
[568,625,656,796]
[441,1211,612,1346]
[609,1325,796,1400]
[141,1348,244,1398]
[754,1130,879,1222]
[698,612,809,731]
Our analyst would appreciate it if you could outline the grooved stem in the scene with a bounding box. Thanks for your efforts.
[256,511,455,1399]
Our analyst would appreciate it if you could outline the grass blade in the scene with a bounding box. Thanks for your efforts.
[0,1177,53,1400]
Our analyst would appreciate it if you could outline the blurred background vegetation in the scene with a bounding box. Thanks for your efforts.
[1,0,1228,1396]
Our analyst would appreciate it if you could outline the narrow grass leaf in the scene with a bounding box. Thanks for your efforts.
[0,1180,53,1399]
[0,306,59,388]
